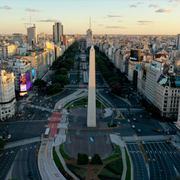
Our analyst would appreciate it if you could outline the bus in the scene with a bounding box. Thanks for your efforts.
[83,72,89,84]
[44,128,50,138]
[58,103,62,112]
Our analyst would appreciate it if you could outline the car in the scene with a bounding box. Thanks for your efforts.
[28,172,33,179]
[132,125,135,129]
[127,119,130,123]
[133,118,136,121]
[146,116,149,119]
[152,129,156,132]
[117,122,121,125]
[157,130,161,133]
[166,140,170,144]
[137,129,141,133]
[140,115,142,118]
[142,141,145,144]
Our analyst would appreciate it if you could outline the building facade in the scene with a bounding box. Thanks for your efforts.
[12,33,23,45]
[27,24,37,45]
[0,70,16,120]
[53,22,63,44]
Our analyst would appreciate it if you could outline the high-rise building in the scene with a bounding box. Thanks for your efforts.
[176,34,180,49]
[0,70,16,120]
[12,33,23,45]
[53,22,63,44]
[27,24,37,45]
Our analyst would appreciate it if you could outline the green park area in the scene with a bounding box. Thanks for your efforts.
[53,143,125,180]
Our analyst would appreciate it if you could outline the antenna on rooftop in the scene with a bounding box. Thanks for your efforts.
[30,13,32,26]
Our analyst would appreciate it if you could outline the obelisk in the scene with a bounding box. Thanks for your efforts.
[87,45,96,127]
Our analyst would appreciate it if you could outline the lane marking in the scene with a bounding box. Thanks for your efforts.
[44,141,49,158]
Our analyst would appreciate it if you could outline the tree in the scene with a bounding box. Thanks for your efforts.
[90,153,103,165]
[78,153,89,165]
[110,81,123,96]
[107,76,123,85]
[55,68,68,75]
[46,85,54,95]
[53,75,70,86]
[0,138,5,150]
[34,79,47,88]
[52,83,62,92]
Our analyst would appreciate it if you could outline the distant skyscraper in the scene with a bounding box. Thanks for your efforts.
[176,34,180,49]
[12,33,23,45]
[40,32,45,38]
[53,22,63,44]
[86,17,94,48]
[27,24,37,45]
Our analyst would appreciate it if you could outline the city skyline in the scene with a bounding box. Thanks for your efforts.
[1,0,180,35]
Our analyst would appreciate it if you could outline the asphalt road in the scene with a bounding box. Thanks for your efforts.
[0,121,46,142]
[127,143,148,180]
[122,111,164,136]
[0,146,19,180]
[143,142,178,180]
[0,142,40,180]
[11,142,40,180]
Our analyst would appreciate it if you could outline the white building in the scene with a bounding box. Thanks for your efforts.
[53,22,63,44]
[0,70,16,120]
[1,44,17,59]
[27,24,37,45]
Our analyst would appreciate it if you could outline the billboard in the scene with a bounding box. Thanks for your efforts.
[130,50,140,61]
[20,71,31,91]
[151,60,161,71]
[163,64,169,75]
[32,68,35,79]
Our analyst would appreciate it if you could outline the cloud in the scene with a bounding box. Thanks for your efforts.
[137,2,143,4]
[118,20,123,22]
[138,21,154,25]
[173,4,178,7]
[98,24,103,26]
[21,18,25,20]
[25,8,40,12]
[105,26,126,29]
[155,8,173,12]
[129,4,137,8]
[0,5,12,10]
[148,4,158,8]
[37,19,59,22]
[103,15,123,18]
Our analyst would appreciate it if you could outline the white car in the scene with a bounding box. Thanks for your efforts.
[133,118,136,121]
[127,119,130,123]
[142,141,145,144]
[140,115,142,118]
[117,122,121,125]
[132,125,135,129]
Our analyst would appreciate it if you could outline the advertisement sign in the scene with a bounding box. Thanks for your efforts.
[151,60,161,71]
[20,71,31,92]
[163,64,169,75]
[19,92,28,96]
[32,68,35,79]
[130,50,139,61]
[46,42,50,49]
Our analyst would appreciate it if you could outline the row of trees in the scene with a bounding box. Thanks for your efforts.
[46,42,79,95]
[94,46,125,97]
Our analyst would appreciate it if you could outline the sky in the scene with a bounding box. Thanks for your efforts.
[0,0,180,35]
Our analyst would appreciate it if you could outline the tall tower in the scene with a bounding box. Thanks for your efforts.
[53,22,63,44]
[27,24,37,45]
[87,45,96,127]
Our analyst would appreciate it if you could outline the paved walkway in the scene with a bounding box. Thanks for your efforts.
[55,146,79,180]
[64,156,121,180]
[5,136,41,149]
[38,140,66,180]
[110,134,127,180]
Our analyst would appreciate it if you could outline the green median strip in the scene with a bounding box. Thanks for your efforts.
[125,147,131,180]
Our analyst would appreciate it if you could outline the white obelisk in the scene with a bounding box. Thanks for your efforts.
[87,45,96,127]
